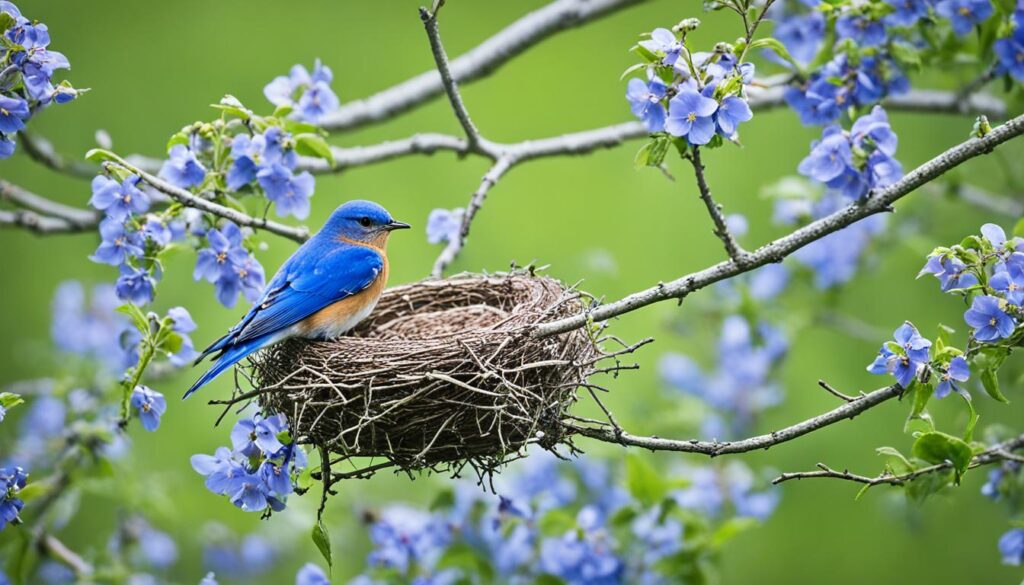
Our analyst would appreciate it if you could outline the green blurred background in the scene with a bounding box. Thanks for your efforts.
[1,1,1023,583]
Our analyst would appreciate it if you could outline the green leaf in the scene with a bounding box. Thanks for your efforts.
[906,468,953,503]
[959,391,979,442]
[272,104,294,118]
[1013,217,1024,238]
[972,346,1010,403]
[166,131,190,151]
[619,62,647,81]
[888,41,922,70]
[116,303,150,335]
[537,509,576,536]
[84,148,119,163]
[911,431,973,480]
[429,489,456,511]
[211,94,252,120]
[294,133,335,166]
[311,521,333,570]
[158,331,183,355]
[0,392,24,410]
[876,446,913,475]
[748,37,801,70]
[0,11,15,32]
[907,380,931,421]
[709,517,757,548]
[625,454,667,505]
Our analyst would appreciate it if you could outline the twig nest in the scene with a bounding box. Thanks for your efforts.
[248,271,602,477]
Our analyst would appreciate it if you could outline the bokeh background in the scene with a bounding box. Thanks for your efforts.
[2,1,1023,583]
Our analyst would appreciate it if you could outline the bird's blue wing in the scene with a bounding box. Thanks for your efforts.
[205,244,383,354]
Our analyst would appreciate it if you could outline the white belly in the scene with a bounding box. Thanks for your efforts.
[300,296,380,340]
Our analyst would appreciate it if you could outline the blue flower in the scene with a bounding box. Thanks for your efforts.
[257,460,292,498]
[89,175,149,221]
[935,0,993,36]
[295,564,330,585]
[981,467,1005,499]
[0,134,15,159]
[935,356,970,398]
[191,447,248,495]
[638,28,682,67]
[981,222,1024,254]
[999,528,1024,565]
[885,0,932,26]
[263,59,340,123]
[867,322,931,388]
[772,11,825,66]
[167,306,199,366]
[798,126,854,184]
[426,208,464,245]
[0,95,30,134]
[836,13,887,47]
[995,24,1024,81]
[665,88,718,145]
[92,218,144,266]
[538,528,623,585]
[140,216,173,247]
[194,222,265,308]
[130,386,166,431]
[51,282,135,372]
[256,164,314,219]
[228,472,283,513]
[918,255,979,291]
[158,144,207,189]
[115,264,156,305]
[851,105,898,156]
[714,95,752,137]
[626,77,667,132]
[230,414,287,457]
[199,573,218,585]
[964,295,1016,341]
[226,134,264,190]
[0,466,27,530]
[367,505,452,573]
[991,264,1024,305]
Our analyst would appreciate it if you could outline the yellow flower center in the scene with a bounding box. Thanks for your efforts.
[989,317,997,326]
[686,112,697,122]
[216,252,227,263]
[958,6,971,16]
[0,108,8,116]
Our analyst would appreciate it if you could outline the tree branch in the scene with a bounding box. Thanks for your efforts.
[431,156,513,277]
[689,147,750,263]
[420,3,486,152]
[774,433,1024,486]
[0,180,98,225]
[38,534,94,578]
[532,112,1024,338]
[567,384,903,455]
[19,131,162,179]
[100,153,311,243]
[318,0,647,132]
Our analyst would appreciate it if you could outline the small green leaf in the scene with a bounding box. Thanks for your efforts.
[294,133,335,166]
[167,131,190,151]
[1013,217,1024,238]
[158,331,183,355]
[749,37,801,70]
[709,517,757,548]
[620,62,648,81]
[959,391,979,442]
[0,12,15,32]
[211,94,252,120]
[311,521,332,570]
[429,489,456,511]
[972,346,1010,403]
[888,41,922,69]
[911,431,973,479]
[272,104,294,118]
[85,148,118,163]
[625,454,667,506]
[0,392,24,410]
[116,303,150,335]
[537,509,576,536]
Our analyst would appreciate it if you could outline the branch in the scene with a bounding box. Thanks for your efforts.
[774,433,1024,486]
[533,112,1024,338]
[0,180,98,225]
[420,3,485,152]
[100,153,311,243]
[19,131,162,179]
[0,210,94,234]
[567,384,903,455]
[689,147,750,263]
[38,534,94,578]
[318,0,646,132]
[431,157,513,277]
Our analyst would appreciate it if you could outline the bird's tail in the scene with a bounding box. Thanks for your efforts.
[184,333,278,399]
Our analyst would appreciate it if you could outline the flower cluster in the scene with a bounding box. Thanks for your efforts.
[786,54,909,126]
[921,223,1023,343]
[263,59,340,124]
[194,221,266,308]
[191,414,305,514]
[660,315,787,439]
[350,452,777,584]
[798,105,903,200]
[0,465,27,530]
[995,9,1024,81]
[0,1,81,158]
[51,281,135,372]
[226,126,316,219]
[626,25,755,147]
[979,460,1024,565]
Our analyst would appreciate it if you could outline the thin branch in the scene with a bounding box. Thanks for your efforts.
[318,0,647,132]
[19,131,162,179]
[774,433,1024,486]
[0,180,98,226]
[689,147,750,263]
[945,183,1024,217]
[100,153,311,243]
[431,157,513,277]
[567,384,903,455]
[38,534,94,578]
[420,3,485,152]
[533,112,1024,338]
[818,380,857,403]
[0,210,92,234]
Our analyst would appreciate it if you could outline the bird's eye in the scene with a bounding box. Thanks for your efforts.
[358,217,372,227]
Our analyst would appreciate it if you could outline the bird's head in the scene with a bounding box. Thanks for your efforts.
[323,200,410,249]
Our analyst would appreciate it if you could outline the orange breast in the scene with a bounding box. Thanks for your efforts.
[301,252,389,337]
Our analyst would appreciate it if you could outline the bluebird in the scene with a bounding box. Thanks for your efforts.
[185,200,409,397]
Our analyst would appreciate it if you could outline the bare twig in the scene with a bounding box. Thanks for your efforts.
[38,534,94,578]
[533,112,1024,337]
[318,0,647,132]
[689,147,750,263]
[818,380,856,403]
[420,3,485,152]
[0,209,94,234]
[432,157,513,277]
[566,384,903,455]
[774,433,1024,486]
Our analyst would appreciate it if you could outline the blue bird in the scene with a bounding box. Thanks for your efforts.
[185,200,409,398]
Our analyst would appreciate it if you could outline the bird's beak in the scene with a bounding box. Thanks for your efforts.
[385,220,411,231]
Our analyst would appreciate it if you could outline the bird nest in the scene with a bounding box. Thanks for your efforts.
[231,270,642,487]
